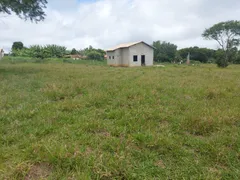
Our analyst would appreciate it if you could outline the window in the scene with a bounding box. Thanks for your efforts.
[109,56,111,59]
[133,55,138,62]
[112,56,114,59]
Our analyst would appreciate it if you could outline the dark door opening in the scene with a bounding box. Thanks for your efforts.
[141,55,145,66]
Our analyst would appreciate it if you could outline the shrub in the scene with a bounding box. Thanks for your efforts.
[215,50,228,68]
[87,51,103,60]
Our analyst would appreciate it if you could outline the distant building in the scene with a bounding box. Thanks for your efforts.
[64,54,87,60]
[106,41,155,67]
[0,49,4,59]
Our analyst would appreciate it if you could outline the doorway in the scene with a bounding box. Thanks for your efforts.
[141,55,145,66]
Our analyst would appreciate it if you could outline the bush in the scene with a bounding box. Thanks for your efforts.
[215,50,228,68]
[87,51,103,60]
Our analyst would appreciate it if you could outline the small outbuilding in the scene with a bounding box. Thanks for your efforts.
[106,41,155,67]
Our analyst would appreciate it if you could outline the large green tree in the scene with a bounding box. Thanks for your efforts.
[71,48,78,55]
[0,0,47,22]
[12,42,24,50]
[202,20,240,67]
[153,41,177,62]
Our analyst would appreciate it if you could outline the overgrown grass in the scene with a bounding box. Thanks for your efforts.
[0,60,239,179]
[1,56,106,66]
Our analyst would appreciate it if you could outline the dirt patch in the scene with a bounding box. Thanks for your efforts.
[25,163,52,180]
[84,147,93,156]
[185,131,204,139]
[159,121,169,129]
[95,130,111,137]
[155,160,166,169]
[74,147,93,157]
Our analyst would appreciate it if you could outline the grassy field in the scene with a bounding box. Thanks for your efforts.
[0,60,240,179]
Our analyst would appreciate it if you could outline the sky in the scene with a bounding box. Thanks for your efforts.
[0,0,240,52]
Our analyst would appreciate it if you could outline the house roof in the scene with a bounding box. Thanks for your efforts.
[106,41,155,51]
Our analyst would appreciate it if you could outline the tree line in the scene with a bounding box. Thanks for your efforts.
[11,42,106,60]
[153,41,240,65]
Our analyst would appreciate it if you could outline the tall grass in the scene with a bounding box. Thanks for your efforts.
[0,61,239,179]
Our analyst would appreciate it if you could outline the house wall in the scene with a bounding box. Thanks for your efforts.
[128,43,153,67]
[107,42,154,67]
[115,49,122,65]
[120,48,129,66]
[107,51,115,65]
[107,48,129,67]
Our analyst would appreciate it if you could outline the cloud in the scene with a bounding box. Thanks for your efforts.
[0,0,239,52]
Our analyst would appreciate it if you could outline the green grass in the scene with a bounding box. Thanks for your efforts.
[0,60,240,179]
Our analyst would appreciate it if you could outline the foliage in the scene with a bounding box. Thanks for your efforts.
[234,50,240,64]
[12,45,66,59]
[153,41,177,62]
[81,45,105,60]
[12,42,24,51]
[202,20,240,67]
[71,48,78,55]
[178,47,215,63]
[0,0,47,22]
[214,49,227,67]
[0,62,240,179]
[174,52,183,63]
[87,51,103,60]
[9,44,107,61]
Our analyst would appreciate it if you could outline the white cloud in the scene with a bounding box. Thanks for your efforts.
[0,0,240,52]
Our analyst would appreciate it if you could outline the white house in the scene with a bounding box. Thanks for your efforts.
[0,49,4,59]
[106,41,155,67]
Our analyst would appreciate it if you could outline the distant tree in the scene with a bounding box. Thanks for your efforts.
[87,51,103,60]
[96,49,106,57]
[82,46,105,60]
[0,0,48,22]
[28,44,66,59]
[178,47,215,63]
[153,41,177,62]
[202,20,240,67]
[234,50,240,64]
[174,52,183,63]
[71,48,78,55]
[12,42,24,50]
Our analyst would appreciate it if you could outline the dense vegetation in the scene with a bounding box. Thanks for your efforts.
[153,41,177,63]
[153,43,240,65]
[0,60,239,179]
[11,43,105,60]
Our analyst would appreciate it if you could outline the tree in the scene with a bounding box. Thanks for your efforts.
[0,0,47,22]
[178,47,215,63]
[82,46,105,60]
[202,20,240,67]
[87,51,103,60]
[12,42,24,50]
[27,44,66,59]
[153,41,177,62]
[71,48,78,55]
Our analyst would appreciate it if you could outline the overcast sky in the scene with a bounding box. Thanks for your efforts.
[0,0,240,52]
